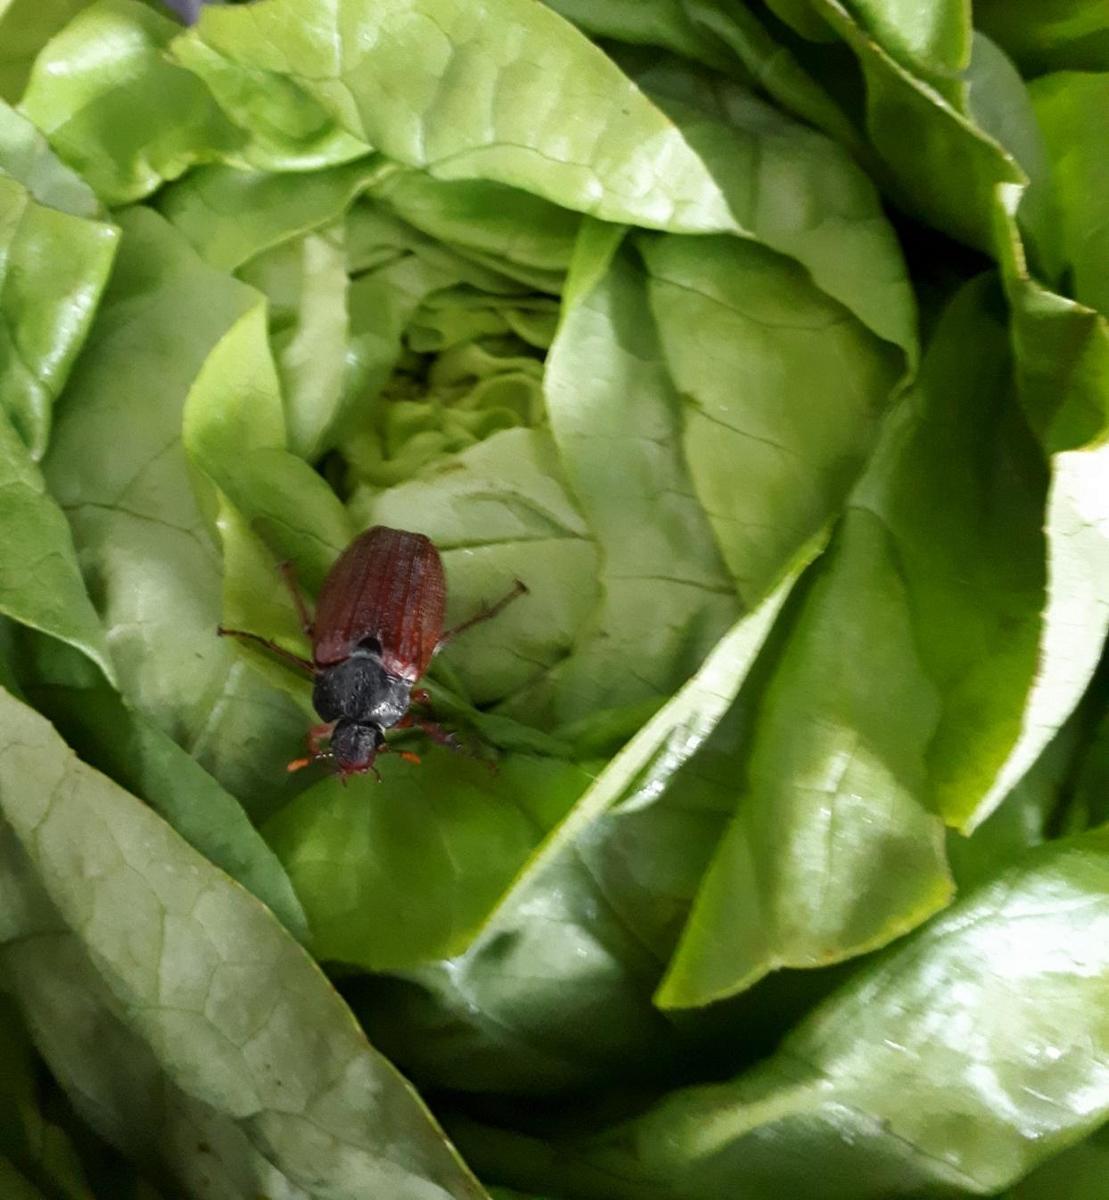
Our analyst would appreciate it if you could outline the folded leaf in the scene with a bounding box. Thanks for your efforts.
[0,407,114,685]
[19,0,244,205]
[660,273,1052,1006]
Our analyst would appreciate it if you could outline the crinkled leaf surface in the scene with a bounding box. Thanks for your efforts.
[0,685,490,1200]
[31,681,309,941]
[454,823,1109,1199]
[173,0,742,232]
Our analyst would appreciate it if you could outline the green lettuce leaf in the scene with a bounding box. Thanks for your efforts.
[1030,71,1109,314]
[452,822,1109,1198]
[0,102,118,457]
[355,569,810,1095]
[975,0,1109,74]
[264,750,588,971]
[659,273,1054,1006]
[0,0,87,104]
[172,0,741,232]
[30,680,310,941]
[0,684,490,1200]
[19,0,244,206]
[42,206,308,813]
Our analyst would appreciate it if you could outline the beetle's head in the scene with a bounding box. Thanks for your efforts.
[330,720,386,780]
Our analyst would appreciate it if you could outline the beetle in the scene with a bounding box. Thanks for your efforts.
[217,526,527,780]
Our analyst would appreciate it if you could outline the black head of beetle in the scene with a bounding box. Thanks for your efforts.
[328,719,387,777]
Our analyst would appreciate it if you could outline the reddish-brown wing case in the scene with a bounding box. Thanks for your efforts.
[312,526,446,681]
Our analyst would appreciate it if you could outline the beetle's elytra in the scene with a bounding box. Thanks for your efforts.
[218,526,527,780]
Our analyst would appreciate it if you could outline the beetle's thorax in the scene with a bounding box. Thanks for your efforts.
[312,648,411,729]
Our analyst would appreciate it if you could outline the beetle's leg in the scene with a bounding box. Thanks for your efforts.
[277,561,315,637]
[411,688,432,707]
[307,722,335,756]
[218,627,315,674]
[416,718,461,752]
[394,710,461,752]
[288,749,330,773]
[437,579,528,649]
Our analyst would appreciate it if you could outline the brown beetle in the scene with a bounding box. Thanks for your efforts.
[218,526,526,780]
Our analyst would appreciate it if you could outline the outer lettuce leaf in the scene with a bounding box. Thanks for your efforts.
[975,186,1109,829]
[562,0,866,157]
[0,685,490,1200]
[30,680,309,941]
[831,0,971,85]
[172,0,741,232]
[42,207,308,814]
[622,49,916,360]
[368,167,581,279]
[945,713,1082,891]
[659,275,1049,1006]
[810,0,1023,252]
[0,405,116,685]
[454,824,1109,1199]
